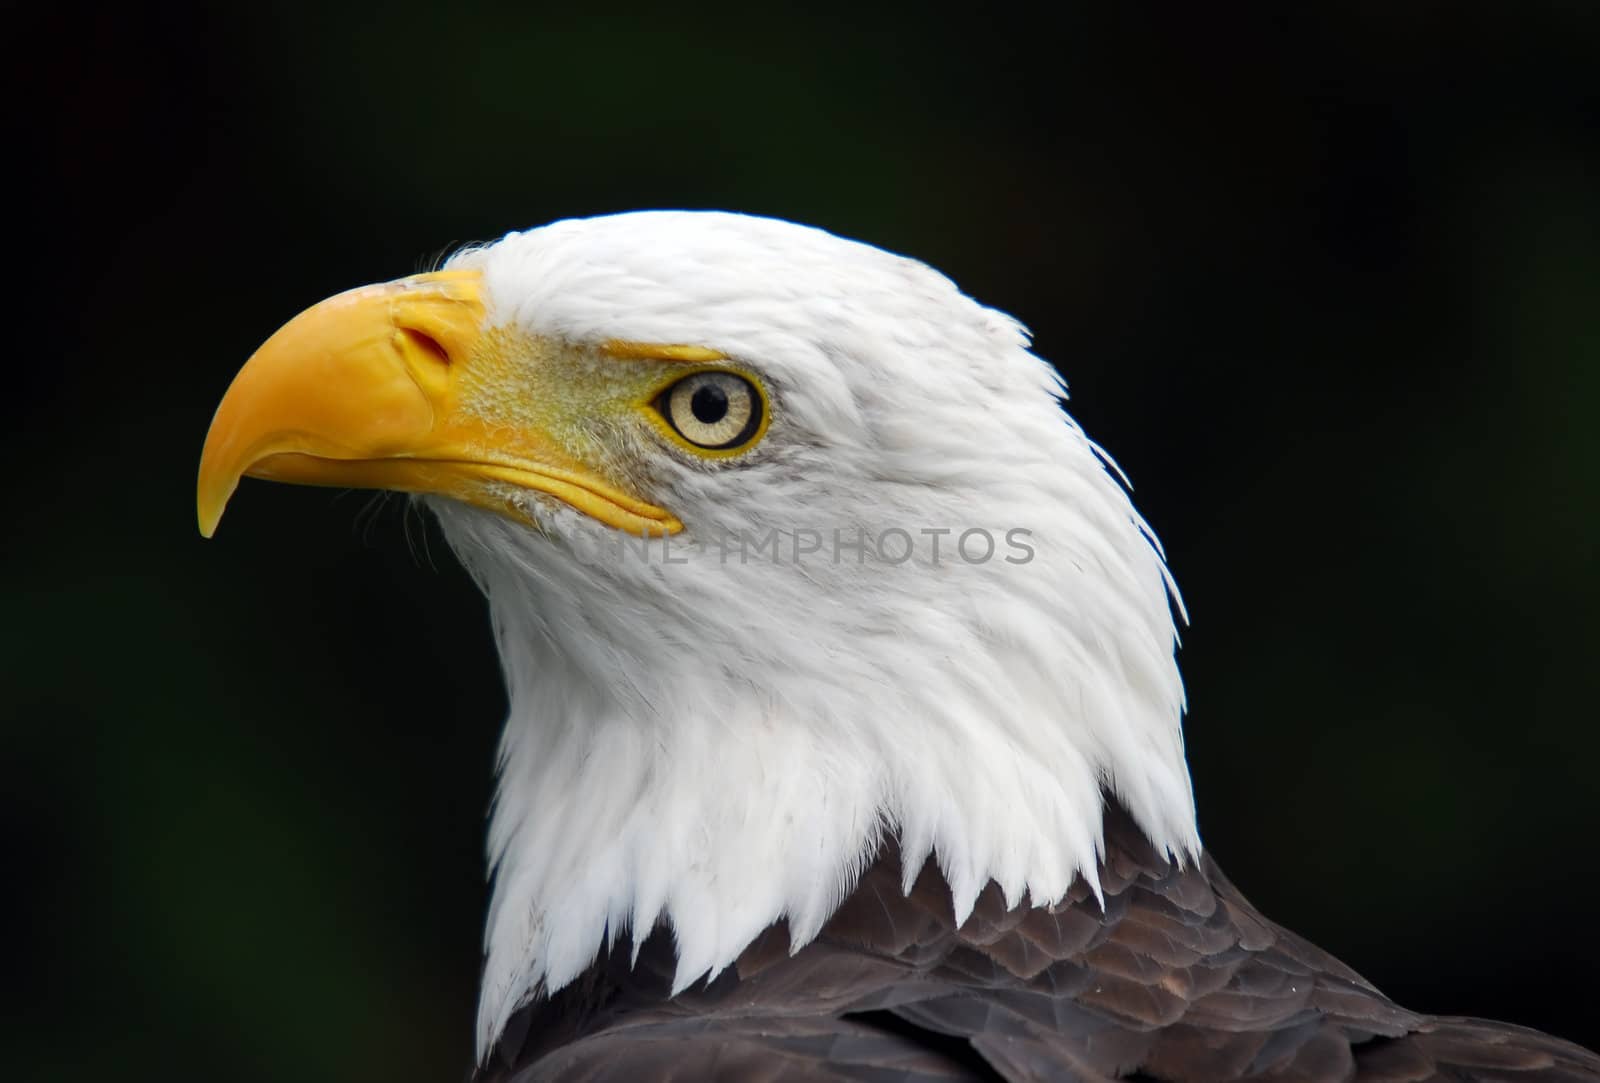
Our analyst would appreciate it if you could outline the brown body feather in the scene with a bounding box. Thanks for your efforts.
[478,799,1600,1082]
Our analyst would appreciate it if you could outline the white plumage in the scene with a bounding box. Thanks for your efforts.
[430,213,1198,1057]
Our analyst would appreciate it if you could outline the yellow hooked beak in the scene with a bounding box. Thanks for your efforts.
[197,270,681,538]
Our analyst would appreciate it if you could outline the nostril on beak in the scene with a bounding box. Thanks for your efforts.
[399,326,451,369]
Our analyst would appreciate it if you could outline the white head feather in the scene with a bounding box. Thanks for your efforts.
[427,211,1198,1058]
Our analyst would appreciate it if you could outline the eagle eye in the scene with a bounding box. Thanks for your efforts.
[655,371,765,452]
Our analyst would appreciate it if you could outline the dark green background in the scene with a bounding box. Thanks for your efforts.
[9,5,1599,1081]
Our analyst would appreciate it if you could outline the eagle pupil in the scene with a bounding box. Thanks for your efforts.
[691,384,729,424]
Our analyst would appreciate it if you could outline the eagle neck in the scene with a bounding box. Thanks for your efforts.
[434,486,1200,1062]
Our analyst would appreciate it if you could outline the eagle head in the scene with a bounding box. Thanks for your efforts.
[198,211,1196,1056]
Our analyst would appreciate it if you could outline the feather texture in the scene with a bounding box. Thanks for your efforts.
[410,213,1597,1077]
[433,213,1196,1053]
[478,798,1600,1082]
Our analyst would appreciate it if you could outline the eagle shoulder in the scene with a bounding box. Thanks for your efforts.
[479,798,1600,1082]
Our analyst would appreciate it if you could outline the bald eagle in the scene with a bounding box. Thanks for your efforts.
[198,212,1598,1082]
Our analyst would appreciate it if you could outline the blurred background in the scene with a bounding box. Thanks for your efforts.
[7,4,1600,1080]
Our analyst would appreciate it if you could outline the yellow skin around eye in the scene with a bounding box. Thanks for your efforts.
[457,332,771,471]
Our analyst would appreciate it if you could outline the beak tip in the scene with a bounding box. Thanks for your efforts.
[197,473,234,540]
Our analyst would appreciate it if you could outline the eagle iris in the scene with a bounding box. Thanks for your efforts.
[658,371,763,451]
